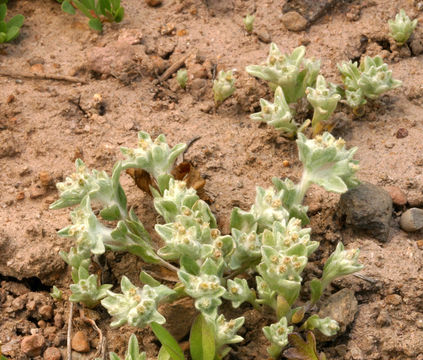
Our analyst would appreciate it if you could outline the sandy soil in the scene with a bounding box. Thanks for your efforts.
[1,0,423,359]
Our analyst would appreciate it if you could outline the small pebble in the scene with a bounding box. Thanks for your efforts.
[71,331,90,353]
[6,94,15,104]
[255,28,271,43]
[145,0,162,6]
[29,183,46,199]
[416,240,423,249]
[384,186,407,206]
[39,171,52,187]
[281,11,308,32]
[44,346,62,360]
[39,305,53,320]
[16,191,25,200]
[400,208,423,232]
[385,294,402,305]
[21,334,46,357]
[396,128,408,139]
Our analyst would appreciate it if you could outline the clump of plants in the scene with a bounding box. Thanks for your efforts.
[0,3,24,43]
[246,43,402,137]
[338,56,402,110]
[246,44,320,104]
[389,9,418,45]
[56,0,124,31]
[52,130,363,359]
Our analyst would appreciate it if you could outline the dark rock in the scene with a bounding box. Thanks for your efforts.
[281,11,308,32]
[282,0,352,23]
[400,208,423,232]
[339,183,392,242]
[318,288,358,335]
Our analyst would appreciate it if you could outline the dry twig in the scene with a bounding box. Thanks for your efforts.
[67,302,74,360]
[0,71,86,84]
[80,308,106,360]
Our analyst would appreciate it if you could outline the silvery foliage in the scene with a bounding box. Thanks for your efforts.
[246,43,320,103]
[213,69,236,105]
[389,9,418,45]
[53,131,363,359]
[338,56,402,108]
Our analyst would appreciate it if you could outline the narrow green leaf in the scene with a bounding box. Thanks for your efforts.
[190,314,215,360]
[0,4,7,21]
[309,279,322,304]
[88,18,103,32]
[150,322,185,360]
[139,271,161,287]
[113,6,124,22]
[0,21,7,33]
[61,1,76,14]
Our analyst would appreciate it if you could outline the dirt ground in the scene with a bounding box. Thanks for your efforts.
[1,0,423,359]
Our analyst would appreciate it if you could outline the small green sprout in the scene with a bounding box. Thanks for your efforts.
[57,0,124,32]
[109,334,146,360]
[338,56,402,109]
[302,315,339,337]
[243,14,254,33]
[0,3,24,43]
[213,69,236,106]
[389,9,418,45]
[69,266,112,308]
[50,286,63,300]
[263,317,293,359]
[306,75,341,136]
[250,86,298,138]
[176,68,188,89]
[246,43,320,103]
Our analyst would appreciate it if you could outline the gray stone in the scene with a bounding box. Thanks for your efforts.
[318,288,358,335]
[400,208,423,232]
[339,183,392,242]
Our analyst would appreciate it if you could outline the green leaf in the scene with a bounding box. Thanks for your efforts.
[61,1,76,14]
[100,205,121,221]
[88,18,103,31]
[150,322,185,360]
[309,279,322,304]
[0,21,6,33]
[283,332,326,360]
[0,4,7,21]
[5,25,19,41]
[180,255,200,275]
[113,6,124,22]
[190,314,216,360]
[139,271,161,287]
[158,346,172,360]
[0,32,6,43]
[7,14,24,28]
